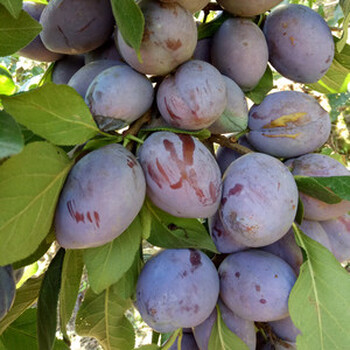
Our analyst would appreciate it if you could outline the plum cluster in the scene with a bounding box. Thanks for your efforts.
[8,0,350,349]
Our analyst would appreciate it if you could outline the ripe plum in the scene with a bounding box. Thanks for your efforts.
[217,0,283,17]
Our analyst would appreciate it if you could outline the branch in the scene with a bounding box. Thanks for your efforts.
[208,134,253,155]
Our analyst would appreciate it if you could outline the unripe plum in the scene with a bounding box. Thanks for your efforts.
[193,300,256,350]
[220,153,298,247]
[211,18,268,91]
[0,265,16,321]
[247,91,331,158]
[219,250,297,321]
[208,76,248,134]
[215,136,255,175]
[138,132,222,218]
[269,316,301,343]
[52,55,85,85]
[85,65,154,129]
[286,154,350,221]
[264,4,334,83]
[321,214,350,263]
[117,0,197,76]
[136,249,219,333]
[17,2,63,62]
[160,0,209,13]
[209,212,247,254]
[217,0,283,17]
[157,60,227,130]
[68,60,123,98]
[40,0,114,55]
[55,144,146,249]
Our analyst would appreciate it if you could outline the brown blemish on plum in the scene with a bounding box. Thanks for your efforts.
[149,308,157,316]
[181,270,188,278]
[289,36,296,46]
[178,134,195,166]
[251,112,266,120]
[93,211,100,228]
[209,182,218,202]
[325,55,332,63]
[221,197,227,205]
[165,39,182,50]
[281,22,288,29]
[87,212,93,223]
[339,216,350,231]
[127,156,137,168]
[67,200,85,223]
[213,225,223,238]
[229,184,243,196]
[220,271,227,279]
[255,285,261,292]
[164,97,182,121]
[278,182,281,190]
[260,298,267,304]
[57,25,70,47]
[274,274,278,278]
[189,249,202,271]
[235,272,240,278]
[78,18,97,32]
[147,164,163,188]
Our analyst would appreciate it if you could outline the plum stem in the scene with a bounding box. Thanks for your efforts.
[208,134,253,155]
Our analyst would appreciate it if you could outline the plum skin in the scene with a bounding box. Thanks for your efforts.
[55,144,146,249]
[136,249,220,333]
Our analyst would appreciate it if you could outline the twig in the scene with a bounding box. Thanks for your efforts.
[208,134,253,155]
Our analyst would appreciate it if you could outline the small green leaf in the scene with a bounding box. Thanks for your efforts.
[0,111,24,159]
[0,7,42,56]
[295,197,304,226]
[76,286,135,350]
[84,215,142,294]
[139,203,152,240]
[59,250,84,340]
[0,0,22,18]
[136,345,160,350]
[146,200,219,253]
[294,176,344,204]
[37,248,65,350]
[245,65,274,104]
[2,83,100,146]
[208,305,249,350]
[197,12,231,40]
[0,276,43,335]
[0,65,16,95]
[289,224,350,350]
[0,142,73,265]
[110,0,144,58]
[313,176,350,201]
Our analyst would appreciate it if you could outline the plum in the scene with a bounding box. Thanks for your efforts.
[55,144,146,249]
[68,60,123,98]
[208,75,248,134]
[40,0,114,55]
[85,65,154,130]
[321,214,350,263]
[219,250,297,321]
[159,0,209,13]
[220,153,298,247]
[17,2,63,62]
[194,300,256,350]
[52,55,85,85]
[157,60,227,130]
[269,316,301,343]
[247,91,331,158]
[217,0,283,17]
[209,212,247,254]
[215,136,255,175]
[211,18,268,91]
[168,332,199,350]
[117,0,197,76]
[286,154,350,221]
[136,249,219,333]
[264,4,334,83]
[84,37,123,64]
[138,132,222,218]
[193,38,212,63]
[0,265,16,321]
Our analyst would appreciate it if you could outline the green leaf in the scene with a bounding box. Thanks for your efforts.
[327,92,350,122]
[136,346,160,350]
[59,249,84,341]
[289,224,350,350]
[0,276,43,335]
[84,215,142,294]
[314,176,350,201]
[245,65,274,104]
[110,0,144,59]
[0,111,24,159]
[294,176,343,204]
[0,0,22,18]
[337,0,350,52]
[146,200,219,253]
[0,142,73,265]
[0,7,42,56]
[12,231,55,269]
[197,12,231,40]
[295,197,304,226]
[208,305,249,350]
[0,65,16,95]
[0,309,69,350]
[139,203,152,240]
[37,248,65,350]
[1,83,100,146]
[76,286,135,350]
